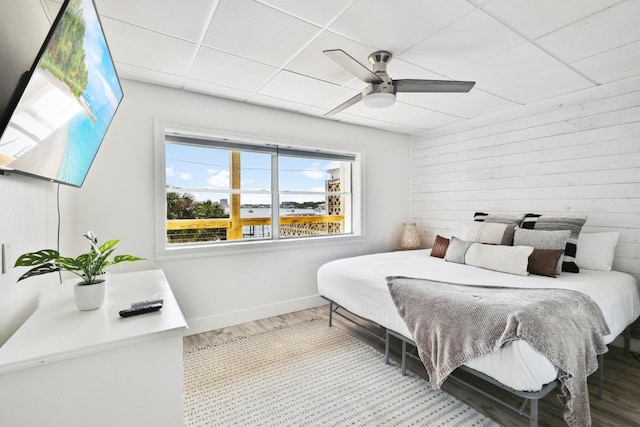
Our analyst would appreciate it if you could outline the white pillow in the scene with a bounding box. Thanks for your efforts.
[575,232,619,271]
[465,243,534,276]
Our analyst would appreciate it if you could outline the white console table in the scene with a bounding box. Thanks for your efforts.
[0,269,188,427]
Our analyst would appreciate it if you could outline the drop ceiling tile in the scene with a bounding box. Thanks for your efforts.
[259,0,353,27]
[115,64,185,88]
[247,94,307,112]
[190,48,278,91]
[259,70,358,109]
[572,39,640,84]
[345,101,460,130]
[440,90,521,118]
[183,79,253,101]
[402,9,526,76]
[203,0,320,67]
[44,1,62,20]
[102,18,198,76]
[401,90,519,118]
[387,58,447,80]
[490,66,594,104]
[537,0,640,63]
[298,105,330,117]
[396,91,471,111]
[483,0,620,39]
[285,32,377,85]
[336,113,422,134]
[459,43,562,89]
[95,0,217,41]
[329,0,474,54]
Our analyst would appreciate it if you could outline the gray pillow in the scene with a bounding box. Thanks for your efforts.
[520,214,587,272]
[444,236,474,264]
[513,228,570,275]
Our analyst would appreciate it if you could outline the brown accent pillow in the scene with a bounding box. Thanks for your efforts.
[430,235,450,258]
[528,249,565,278]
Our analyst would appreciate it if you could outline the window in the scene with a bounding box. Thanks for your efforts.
[155,125,361,257]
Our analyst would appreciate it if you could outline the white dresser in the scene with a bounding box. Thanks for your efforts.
[0,269,188,427]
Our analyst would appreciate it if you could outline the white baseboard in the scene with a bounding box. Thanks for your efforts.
[184,294,327,336]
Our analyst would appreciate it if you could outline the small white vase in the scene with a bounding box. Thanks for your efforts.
[74,275,107,311]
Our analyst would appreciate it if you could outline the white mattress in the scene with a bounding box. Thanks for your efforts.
[317,249,640,392]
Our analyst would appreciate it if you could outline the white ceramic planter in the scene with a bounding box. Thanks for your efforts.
[73,275,108,311]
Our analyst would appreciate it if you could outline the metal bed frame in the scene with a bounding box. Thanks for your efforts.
[324,298,626,427]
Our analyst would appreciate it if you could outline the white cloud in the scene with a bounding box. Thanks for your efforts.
[179,172,194,180]
[207,170,230,188]
[325,161,340,170]
[166,166,176,177]
[302,162,325,180]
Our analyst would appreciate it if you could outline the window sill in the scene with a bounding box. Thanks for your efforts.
[154,234,366,261]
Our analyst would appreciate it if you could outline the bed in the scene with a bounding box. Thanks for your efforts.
[317,248,640,426]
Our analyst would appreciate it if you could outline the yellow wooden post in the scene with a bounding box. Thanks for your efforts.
[229,151,242,240]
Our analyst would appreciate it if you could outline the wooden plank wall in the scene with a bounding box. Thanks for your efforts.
[411,76,640,284]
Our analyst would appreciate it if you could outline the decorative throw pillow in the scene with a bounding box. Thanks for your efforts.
[430,235,450,258]
[520,214,587,273]
[575,232,619,271]
[474,212,526,227]
[464,221,515,246]
[444,236,474,264]
[473,212,524,245]
[513,228,570,275]
[528,249,565,278]
[464,243,534,276]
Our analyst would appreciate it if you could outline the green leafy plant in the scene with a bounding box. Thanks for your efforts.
[14,231,145,285]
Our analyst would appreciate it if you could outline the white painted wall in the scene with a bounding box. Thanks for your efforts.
[411,75,640,335]
[70,80,412,334]
[0,173,62,345]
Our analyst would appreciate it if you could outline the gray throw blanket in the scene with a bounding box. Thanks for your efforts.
[386,276,610,427]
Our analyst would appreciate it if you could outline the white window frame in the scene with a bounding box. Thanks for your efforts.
[153,120,365,260]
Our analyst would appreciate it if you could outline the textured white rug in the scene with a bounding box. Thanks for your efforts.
[183,319,499,426]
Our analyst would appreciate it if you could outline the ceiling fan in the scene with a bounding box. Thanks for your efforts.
[323,49,475,116]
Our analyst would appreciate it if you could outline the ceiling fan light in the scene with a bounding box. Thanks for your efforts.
[363,92,396,108]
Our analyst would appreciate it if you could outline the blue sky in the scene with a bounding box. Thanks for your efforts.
[165,143,340,203]
[80,0,122,115]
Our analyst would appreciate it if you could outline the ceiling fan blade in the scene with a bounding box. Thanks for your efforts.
[394,79,475,93]
[323,49,383,84]
[325,93,363,116]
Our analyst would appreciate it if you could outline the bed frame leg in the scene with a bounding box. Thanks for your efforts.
[385,330,390,364]
[530,399,538,427]
[624,326,631,357]
[401,340,408,376]
[328,302,333,327]
[597,354,604,399]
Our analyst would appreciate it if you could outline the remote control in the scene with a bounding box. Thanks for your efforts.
[119,302,163,317]
[131,298,164,308]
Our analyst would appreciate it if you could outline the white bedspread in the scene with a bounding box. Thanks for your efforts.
[317,249,640,392]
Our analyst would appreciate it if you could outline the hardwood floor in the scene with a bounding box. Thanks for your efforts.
[183,305,640,427]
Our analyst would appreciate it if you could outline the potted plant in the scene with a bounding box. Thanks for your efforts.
[14,231,145,310]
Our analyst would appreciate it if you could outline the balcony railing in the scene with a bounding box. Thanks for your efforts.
[166,214,345,242]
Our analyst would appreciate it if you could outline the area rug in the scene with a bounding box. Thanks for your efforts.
[183,318,499,426]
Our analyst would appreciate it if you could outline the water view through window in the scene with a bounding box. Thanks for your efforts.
[164,138,353,245]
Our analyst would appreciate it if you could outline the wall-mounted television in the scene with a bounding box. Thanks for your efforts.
[0,0,122,188]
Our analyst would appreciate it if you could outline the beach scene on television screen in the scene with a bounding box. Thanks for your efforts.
[0,0,122,186]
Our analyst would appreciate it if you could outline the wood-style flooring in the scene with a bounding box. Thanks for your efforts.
[183,305,640,427]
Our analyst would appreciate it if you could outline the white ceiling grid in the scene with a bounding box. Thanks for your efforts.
[44,0,640,134]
